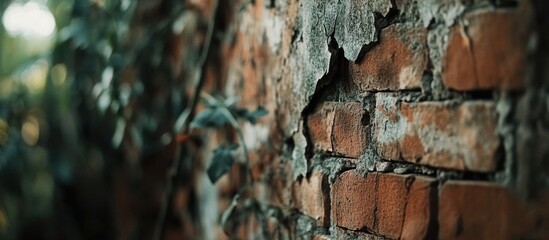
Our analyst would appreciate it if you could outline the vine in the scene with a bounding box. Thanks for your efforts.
[152,0,269,239]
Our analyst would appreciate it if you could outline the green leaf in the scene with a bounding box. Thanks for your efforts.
[111,117,126,148]
[245,106,268,124]
[221,193,240,232]
[191,107,229,128]
[231,107,249,119]
[207,144,239,183]
[223,96,240,107]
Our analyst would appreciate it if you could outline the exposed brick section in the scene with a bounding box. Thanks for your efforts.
[333,170,377,231]
[349,24,428,91]
[332,170,436,239]
[376,173,410,238]
[374,94,499,172]
[439,181,549,239]
[332,103,369,158]
[307,103,336,153]
[442,10,530,91]
[292,171,330,226]
[307,102,368,158]
[401,176,436,240]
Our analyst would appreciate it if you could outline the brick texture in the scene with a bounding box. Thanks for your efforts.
[332,170,436,239]
[188,1,547,239]
[349,24,428,91]
[307,102,368,158]
[439,181,549,239]
[442,10,530,91]
[292,171,330,226]
[332,170,376,231]
[374,94,499,172]
[401,176,436,240]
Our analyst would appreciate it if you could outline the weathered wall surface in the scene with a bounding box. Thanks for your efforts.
[189,0,549,239]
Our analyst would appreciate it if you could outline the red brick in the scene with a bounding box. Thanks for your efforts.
[307,102,336,153]
[376,173,410,238]
[307,102,368,158]
[332,170,435,238]
[439,181,549,239]
[349,24,428,91]
[401,176,435,240]
[374,94,499,172]
[332,102,368,158]
[332,170,377,231]
[292,171,330,226]
[442,9,531,91]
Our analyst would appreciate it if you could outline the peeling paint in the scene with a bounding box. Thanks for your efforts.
[279,1,333,179]
[334,2,378,60]
[331,1,392,61]
[417,0,466,28]
[279,1,330,137]
[292,123,309,179]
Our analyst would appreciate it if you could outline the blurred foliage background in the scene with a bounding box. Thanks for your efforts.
[0,0,219,239]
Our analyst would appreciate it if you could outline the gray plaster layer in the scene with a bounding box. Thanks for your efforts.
[325,0,392,61]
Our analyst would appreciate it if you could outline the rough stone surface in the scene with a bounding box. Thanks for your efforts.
[333,227,387,240]
[349,24,428,91]
[332,170,435,239]
[417,0,467,28]
[292,171,330,226]
[442,9,530,91]
[375,161,395,172]
[439,181,549,239]
[311,235,330,240]
[276,1,332,179]
[291,125,309,179]
[277,1,330,138]
[307,102,368,158]
[374,93,500,172]
[332,0,392,61]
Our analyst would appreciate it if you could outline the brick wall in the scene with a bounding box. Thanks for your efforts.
[188,0,549,239]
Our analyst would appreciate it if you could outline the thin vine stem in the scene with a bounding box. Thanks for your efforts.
[153,1,219,239]
[201,92,254,183]
[200,91,260,233]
